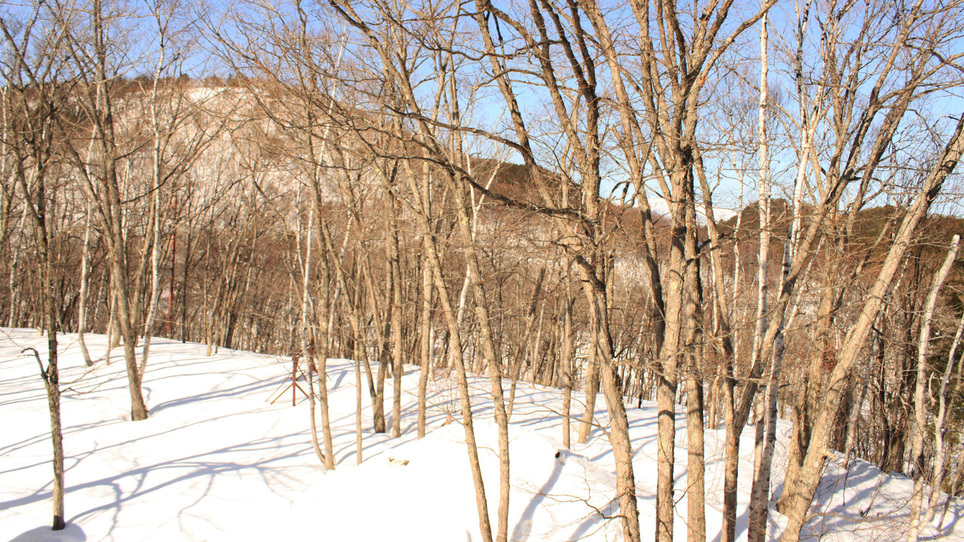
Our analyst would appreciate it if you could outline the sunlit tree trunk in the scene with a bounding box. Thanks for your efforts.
[925,305,964,525]
[907,235,960,541]
[781,115,964,542]
[78,202,94,366]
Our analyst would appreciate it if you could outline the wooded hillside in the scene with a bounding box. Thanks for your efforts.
[2,0,964,540]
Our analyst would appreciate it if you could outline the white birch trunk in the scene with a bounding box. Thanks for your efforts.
[907,235,960,541]
[926,305,964,524]
[748,11,772,542]
[77,201,93,367]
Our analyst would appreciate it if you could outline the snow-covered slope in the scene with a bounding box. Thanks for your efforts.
[1,329,960,541]
[642,196,739,224]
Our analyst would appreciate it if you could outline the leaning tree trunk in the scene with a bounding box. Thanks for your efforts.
[451,173,511,542]
[425,208,495,542]
[781,115,964,542]
[398,154,495,542]
[581,276,643,542]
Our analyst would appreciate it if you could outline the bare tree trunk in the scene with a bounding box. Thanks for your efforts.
[508,267,545,419]
[362,256,390,435]
[315,310,336,471]
[684,360,706,542]
[425,204,495,542]
[4,58,66,523]
[114,256,149,420]
[578,337,599,444]
[298,197,328,469]
[138,177,162,380]
[749,247,788,542]
[721,361,739,542]
[388,192,404,439]
[131,199,155,336]
[925,302,964,525]
[562,281,574,450]
[343,259,365,463]
[748,13,792,539]
[781,115,964,542]
[583,280,643,542]
[695,159,739,542]
[939,444,964,530]
[78,202,94,366]
[106,290,118,361]
[7,204,26,327]
[395,153,494,542]
[417,231,432,439]
[298,186,330,470]
[843,316,878,470]
[683,172,707,542]
[137,53,169,380]
[310,199,337,473]
[36,333,65,532]
[655,217,685,542]
[24,239,66,528]
[354,297,364,464]
[63,0,149,420]
[166,223,176,338]
[451,174,511,542]
[29,188,66,532]
[324,223,385,434]
[907,235,960,541]
[745,18,773,542]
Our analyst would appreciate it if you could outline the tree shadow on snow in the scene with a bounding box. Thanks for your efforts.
[0,430,313,521]
[149,377,283,414]
[69,433,312,540]
[511,451,566,542]
[8,523,87,542]
[780,458,920,541]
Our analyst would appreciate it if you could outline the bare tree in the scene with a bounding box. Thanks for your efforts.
[55,0,149,420]
[781,114,964,541]
[0,7,70,528]
[906,234,959,541]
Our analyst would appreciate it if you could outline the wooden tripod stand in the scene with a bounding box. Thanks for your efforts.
[268,342,318,406]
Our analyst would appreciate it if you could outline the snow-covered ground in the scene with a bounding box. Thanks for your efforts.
[2,328,961,541]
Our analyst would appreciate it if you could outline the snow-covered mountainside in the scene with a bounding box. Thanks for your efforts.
[633,196,738,225]
[1,329,959,541]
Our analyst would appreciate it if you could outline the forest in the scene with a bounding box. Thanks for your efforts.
[2,0,964,540]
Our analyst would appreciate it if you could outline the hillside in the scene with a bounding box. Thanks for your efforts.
[2,329,960,541]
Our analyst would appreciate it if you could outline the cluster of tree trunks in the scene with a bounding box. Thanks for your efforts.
[3,0,964,539]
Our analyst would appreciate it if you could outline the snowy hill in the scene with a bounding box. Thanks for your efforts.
[1,329,960,541]
[639,196,739,225]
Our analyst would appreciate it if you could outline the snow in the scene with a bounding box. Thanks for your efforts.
[2,328,963,541]
[642,197,739,224]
